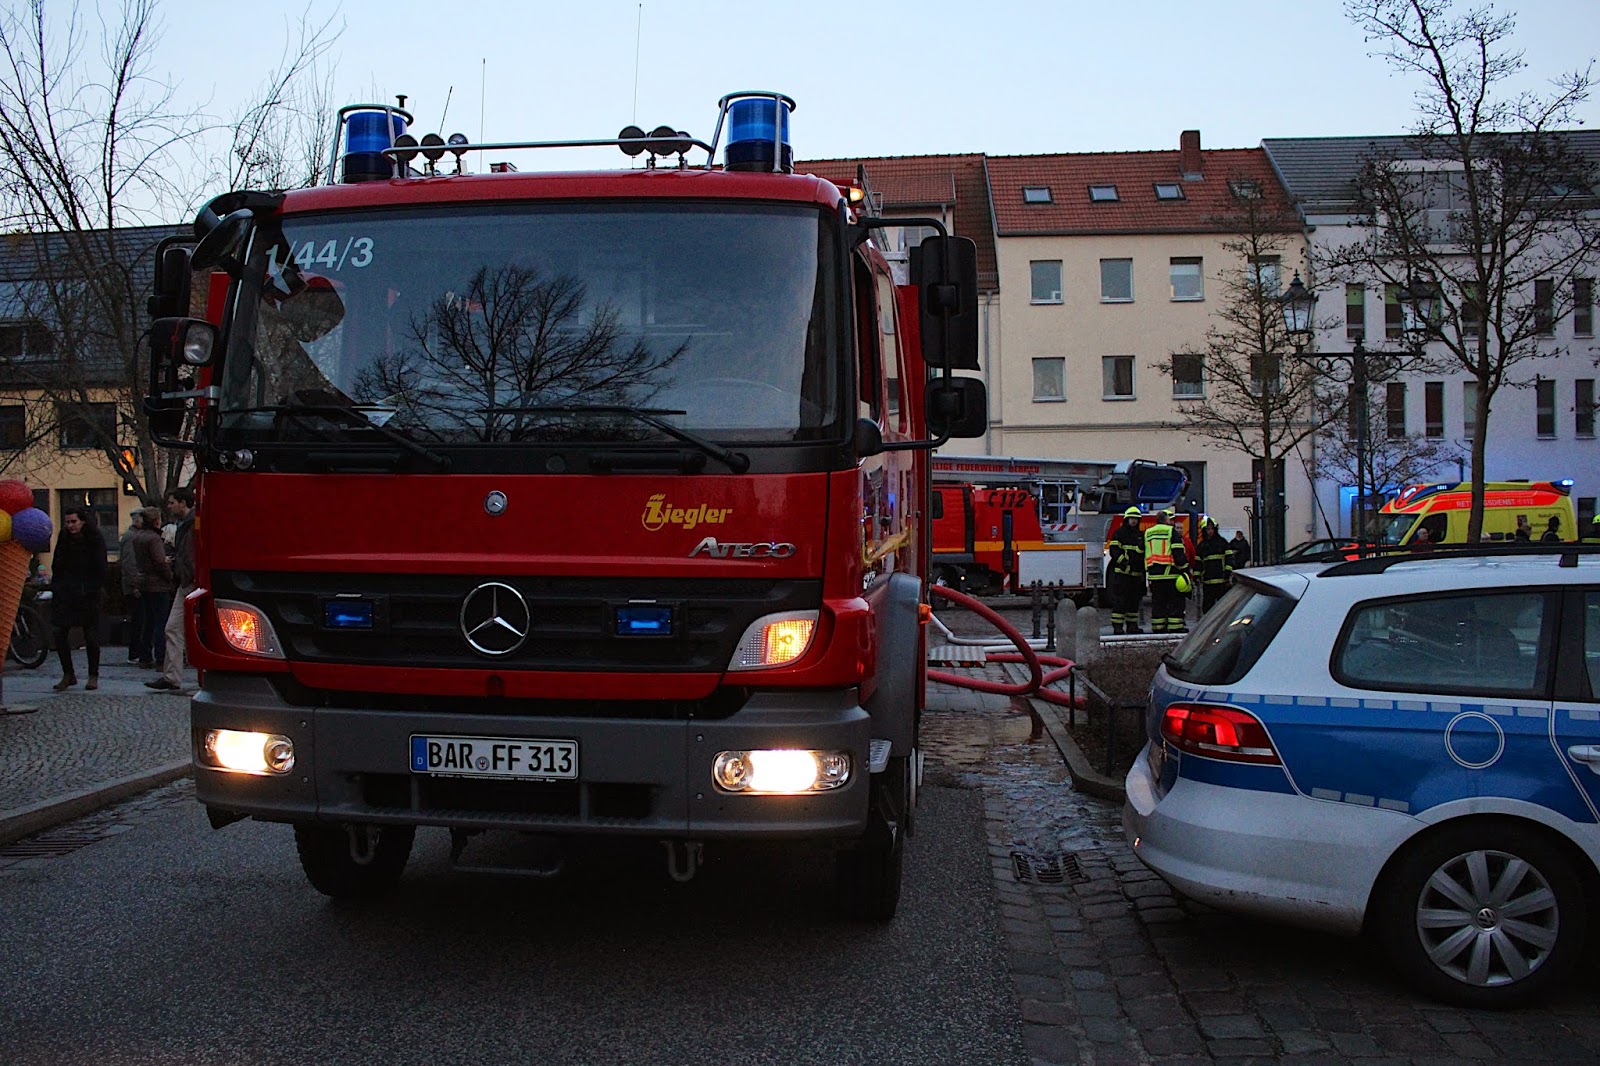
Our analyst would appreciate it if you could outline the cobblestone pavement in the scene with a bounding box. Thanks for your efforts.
[0,661,191,816]
[923,669,1600,1065]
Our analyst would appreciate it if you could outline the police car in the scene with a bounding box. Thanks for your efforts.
[1124,544,1600,1007]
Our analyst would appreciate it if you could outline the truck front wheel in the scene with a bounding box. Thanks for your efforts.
[294,823,415,900]
[834,755,908,921]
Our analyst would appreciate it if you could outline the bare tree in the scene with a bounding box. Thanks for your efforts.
[0,0,338,504]
[1165,181,1336,561]
[1311,405,1462,535]
[1321,0,1600,541]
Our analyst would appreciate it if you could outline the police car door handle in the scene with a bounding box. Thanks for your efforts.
[1566,745,1600,769]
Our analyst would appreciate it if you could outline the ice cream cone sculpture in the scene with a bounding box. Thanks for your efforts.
[0,480,53,655]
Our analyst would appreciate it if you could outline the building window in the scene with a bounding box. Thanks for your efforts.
[1102,356,1134,399]
[1169,258,1203,301]
[1032,358,1065,402]
[1535,278,1555,335]
[1100,259,1133,302]
[1385,284,1405,340]
[1154,182,1184,201]
[1581,497,1597,527]
[0,319,54,361]
[1576,379,1595,438]
[1424,381,1444,438]
[1173,461,1206,514]
[1229,179,1262,200]
[1088,184,1119,202]
[1463,381,1478,440]
[1250,355,1281,397]
[1575,278,1593,336]
[1461,281,1484,340]
[57,402,115,450]
[1386,382,1407,438]
[1345,284,1365,340]
[1172,354,1204,399]
[0,405,24,450]
[1022,186,1053,204]
[1030,260,1063,304]
[56,487,118,548]
[1248,255,1280,296]
[1536,378,1557,437]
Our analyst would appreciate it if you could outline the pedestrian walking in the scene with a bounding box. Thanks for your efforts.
[1144,510,1191,634]
[1107,507,1146,634]
[1228,530,1251,571]
[132,506,174,668]
[1541,516,1563,543]
[118,510,145,663]
[50,507,108,691]
[146,487,194,693]
[1195,519,1233,615]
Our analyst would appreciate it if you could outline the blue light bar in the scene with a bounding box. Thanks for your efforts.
[616,605,673,637]
[324,600,375,629]
[342,108,407,184]
[725,95,792,173]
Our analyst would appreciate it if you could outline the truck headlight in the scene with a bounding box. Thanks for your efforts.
[214,599,285,659]
[728,611,817,670]
[712,749,851,793]
[200,730,295,775]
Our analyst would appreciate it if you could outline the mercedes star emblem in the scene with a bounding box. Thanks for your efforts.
[484,490,508,516]
[459,581,530,656]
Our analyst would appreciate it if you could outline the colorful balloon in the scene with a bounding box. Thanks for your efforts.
[0,510,13,543]
[0,480,31,515]
[11,507,52,552]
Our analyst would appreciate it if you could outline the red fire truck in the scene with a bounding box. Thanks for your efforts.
[143,92,986,919]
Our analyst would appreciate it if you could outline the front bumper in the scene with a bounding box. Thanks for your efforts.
[192,674,872,839]
[1123,741,1412,936]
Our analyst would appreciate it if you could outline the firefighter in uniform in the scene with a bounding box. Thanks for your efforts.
[1195,518,1233,615]
[1108,507,1146,634]
[1583,515,1600,545]
[1145,510,1192,634]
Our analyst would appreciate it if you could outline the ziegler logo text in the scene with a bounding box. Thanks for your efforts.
[641,494,733,531]
[690,538,797,559]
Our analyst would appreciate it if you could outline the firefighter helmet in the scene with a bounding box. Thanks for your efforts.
[1123,507,1141,518]
[1175,573,1192,594]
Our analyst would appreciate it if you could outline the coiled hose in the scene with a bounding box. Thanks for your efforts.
[925,584,1085,708]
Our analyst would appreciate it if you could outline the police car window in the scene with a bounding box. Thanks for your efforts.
[1164,581,1296,686]
[1334,590,1550,697]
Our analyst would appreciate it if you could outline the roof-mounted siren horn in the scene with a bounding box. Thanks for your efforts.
[718,91,795,173]
[335,103,414,184]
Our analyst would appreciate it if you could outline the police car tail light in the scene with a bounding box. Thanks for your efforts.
[1160,703,1280,764]
[213,599,285,659]
[728,611,817,670]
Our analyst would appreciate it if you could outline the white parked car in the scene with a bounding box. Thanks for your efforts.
[1124,545,1600,1007]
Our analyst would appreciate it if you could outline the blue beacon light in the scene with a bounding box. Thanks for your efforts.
[342,108,408,184]
[724,95,794,173]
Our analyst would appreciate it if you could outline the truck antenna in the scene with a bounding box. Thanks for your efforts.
[631,3,643,124]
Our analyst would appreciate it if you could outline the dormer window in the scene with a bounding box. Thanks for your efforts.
[1022,186,1053,204]
[1229,179,1262,200]
[1088,184,1120,202]
[1154,182,1184,201]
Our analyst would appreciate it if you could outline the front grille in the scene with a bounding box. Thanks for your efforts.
[213,571,820,672]
[361,773,654,822]
[269,676,751,719]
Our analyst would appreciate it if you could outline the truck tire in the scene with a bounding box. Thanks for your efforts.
[294,823,415,900]
[834,755,908,922]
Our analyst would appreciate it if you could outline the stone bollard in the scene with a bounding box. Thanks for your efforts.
[1075,604,1101,668]
[1057,599,1078,661]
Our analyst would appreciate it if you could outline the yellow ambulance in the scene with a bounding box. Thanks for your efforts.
[1373,480,1578,545]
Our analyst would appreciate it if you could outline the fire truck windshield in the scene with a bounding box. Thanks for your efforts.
[217,202,839,450]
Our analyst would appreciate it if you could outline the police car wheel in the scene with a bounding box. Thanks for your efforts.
[294,823,415,900]
[1376,823,1585,1008]
[834,756,907,922]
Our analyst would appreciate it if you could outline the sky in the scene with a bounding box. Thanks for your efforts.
[133,0,1600,183]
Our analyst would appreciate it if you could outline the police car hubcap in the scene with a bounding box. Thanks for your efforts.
[1417,849,1558,987]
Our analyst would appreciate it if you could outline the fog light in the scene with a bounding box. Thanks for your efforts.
[202,729,294,775]
[712,749,851,793]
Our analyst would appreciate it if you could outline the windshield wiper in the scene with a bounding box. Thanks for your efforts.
[225,404,450,470]
[482,404,750,474]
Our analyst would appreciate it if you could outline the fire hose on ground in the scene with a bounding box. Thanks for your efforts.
[924,584,1086,709]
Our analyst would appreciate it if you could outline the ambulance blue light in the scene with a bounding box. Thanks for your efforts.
[725,95,793,173]
[342,108,407,184]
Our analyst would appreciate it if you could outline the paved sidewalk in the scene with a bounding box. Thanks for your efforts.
[0,658,194,844]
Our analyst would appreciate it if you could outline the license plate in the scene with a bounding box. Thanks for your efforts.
[410,735,578,780]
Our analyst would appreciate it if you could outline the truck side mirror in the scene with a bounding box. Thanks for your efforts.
[913,236,979,370]
[930,490,944,520]
[192,208,254,276]
[925,376,987,439]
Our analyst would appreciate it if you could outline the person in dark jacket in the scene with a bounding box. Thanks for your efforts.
[1228,530,1251,571]
[1108,508,1146,634]
[1583,515,1600,545]
[146,487,194,692]
[50,508,108,690]
[1195,519,1233,614]
[1541,516,1563,543]
[132,506,173,669]
[118,511,144,664]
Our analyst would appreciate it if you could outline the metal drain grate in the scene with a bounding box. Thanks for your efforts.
[1011,850,1088,886]
[0,827,119,860]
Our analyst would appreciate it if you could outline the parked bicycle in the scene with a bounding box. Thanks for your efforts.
[8,584,47,668]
